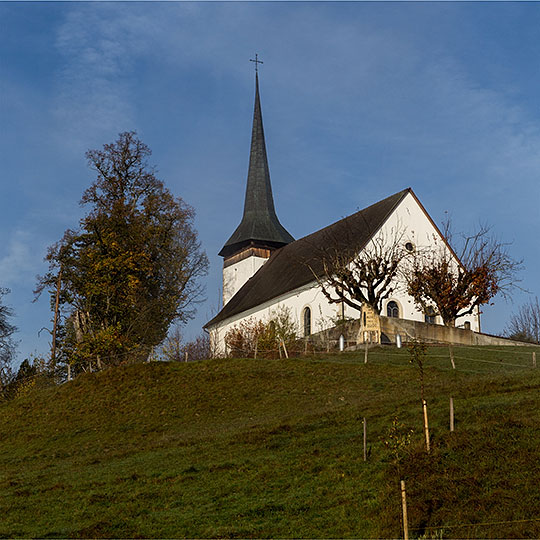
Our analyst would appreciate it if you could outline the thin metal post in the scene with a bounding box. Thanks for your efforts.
[363,417,367,461]
[450,397,454,432]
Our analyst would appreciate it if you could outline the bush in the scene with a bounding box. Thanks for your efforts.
[224,307,301,358]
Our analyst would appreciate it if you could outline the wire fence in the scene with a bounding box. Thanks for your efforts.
[408,516,540,534]
[4,338,538,394]
[410,516,540,530]
[1,344,149,393]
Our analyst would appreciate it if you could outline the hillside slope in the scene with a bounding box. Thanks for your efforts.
[1,346,539,538]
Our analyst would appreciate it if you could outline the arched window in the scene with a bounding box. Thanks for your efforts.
[303,307,312,337]
[464,321,471,330]
[387,301,399,318]
[424,307,436,324]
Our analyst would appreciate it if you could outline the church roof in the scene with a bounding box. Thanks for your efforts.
[206,188,411,328]
[219,73,294,258]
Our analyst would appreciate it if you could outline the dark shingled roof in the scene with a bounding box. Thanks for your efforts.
[206,188,411,328]
[219,73,294,258]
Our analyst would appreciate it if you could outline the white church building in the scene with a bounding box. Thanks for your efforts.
[205,73,480,356]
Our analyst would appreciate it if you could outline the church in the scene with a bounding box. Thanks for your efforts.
[205,72,480,356]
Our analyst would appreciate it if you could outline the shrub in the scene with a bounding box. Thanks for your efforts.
[224,307,301,358]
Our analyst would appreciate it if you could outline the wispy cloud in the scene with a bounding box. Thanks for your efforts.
[53,5,159,145]
[0,230,37,287]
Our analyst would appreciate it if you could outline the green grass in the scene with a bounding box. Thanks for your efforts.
[1,345,539,538]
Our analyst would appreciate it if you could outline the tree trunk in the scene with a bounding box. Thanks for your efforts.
[50,268,62,368]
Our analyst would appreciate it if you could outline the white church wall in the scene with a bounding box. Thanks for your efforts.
[223,254,268,305]
[210,281,357,356]
[378,192,480,331]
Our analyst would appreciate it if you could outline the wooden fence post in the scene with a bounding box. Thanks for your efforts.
[184,351,188,363]
[449,343,456,369]
[422,399,430,453]
[363,417,367,462]
[450,397,454,432]
[400,480,409,540]
[533,351,536,368]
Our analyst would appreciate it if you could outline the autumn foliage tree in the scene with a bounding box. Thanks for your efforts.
[406,223,521,327]
[36,132,208,374]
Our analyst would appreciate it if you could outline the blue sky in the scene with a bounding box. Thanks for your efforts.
[1,2,539,365]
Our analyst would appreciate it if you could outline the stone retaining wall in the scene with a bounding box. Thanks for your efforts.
[307,316,533,350]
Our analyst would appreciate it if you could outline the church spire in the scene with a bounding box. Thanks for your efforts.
[219,67,294,258]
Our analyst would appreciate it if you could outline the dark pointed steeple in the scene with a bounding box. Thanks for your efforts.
[219,73,294,258]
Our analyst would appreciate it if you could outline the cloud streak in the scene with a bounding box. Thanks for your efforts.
[53,5,157,146]
[0,230,37,287]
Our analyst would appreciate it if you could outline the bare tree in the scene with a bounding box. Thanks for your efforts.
[505,297,540,344]
[161,326,210,362]
[0,288,16,396]
[161,325,184,362]
[307,221,409,315]
[407,339,430,453]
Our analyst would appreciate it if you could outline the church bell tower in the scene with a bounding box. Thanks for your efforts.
[219,64,294,305]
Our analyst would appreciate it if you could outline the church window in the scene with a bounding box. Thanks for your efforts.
[387,301,399,318]
[424,307,436,324]
[405,242,415,253]
[464,321,471,330]
[303,307,312,337]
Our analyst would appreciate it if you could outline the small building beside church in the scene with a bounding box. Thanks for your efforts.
[205,73,480,356]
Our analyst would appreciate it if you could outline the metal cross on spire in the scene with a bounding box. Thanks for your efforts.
[250,53,263,73]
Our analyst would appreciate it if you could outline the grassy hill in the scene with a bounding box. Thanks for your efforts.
[1,345,540,538]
